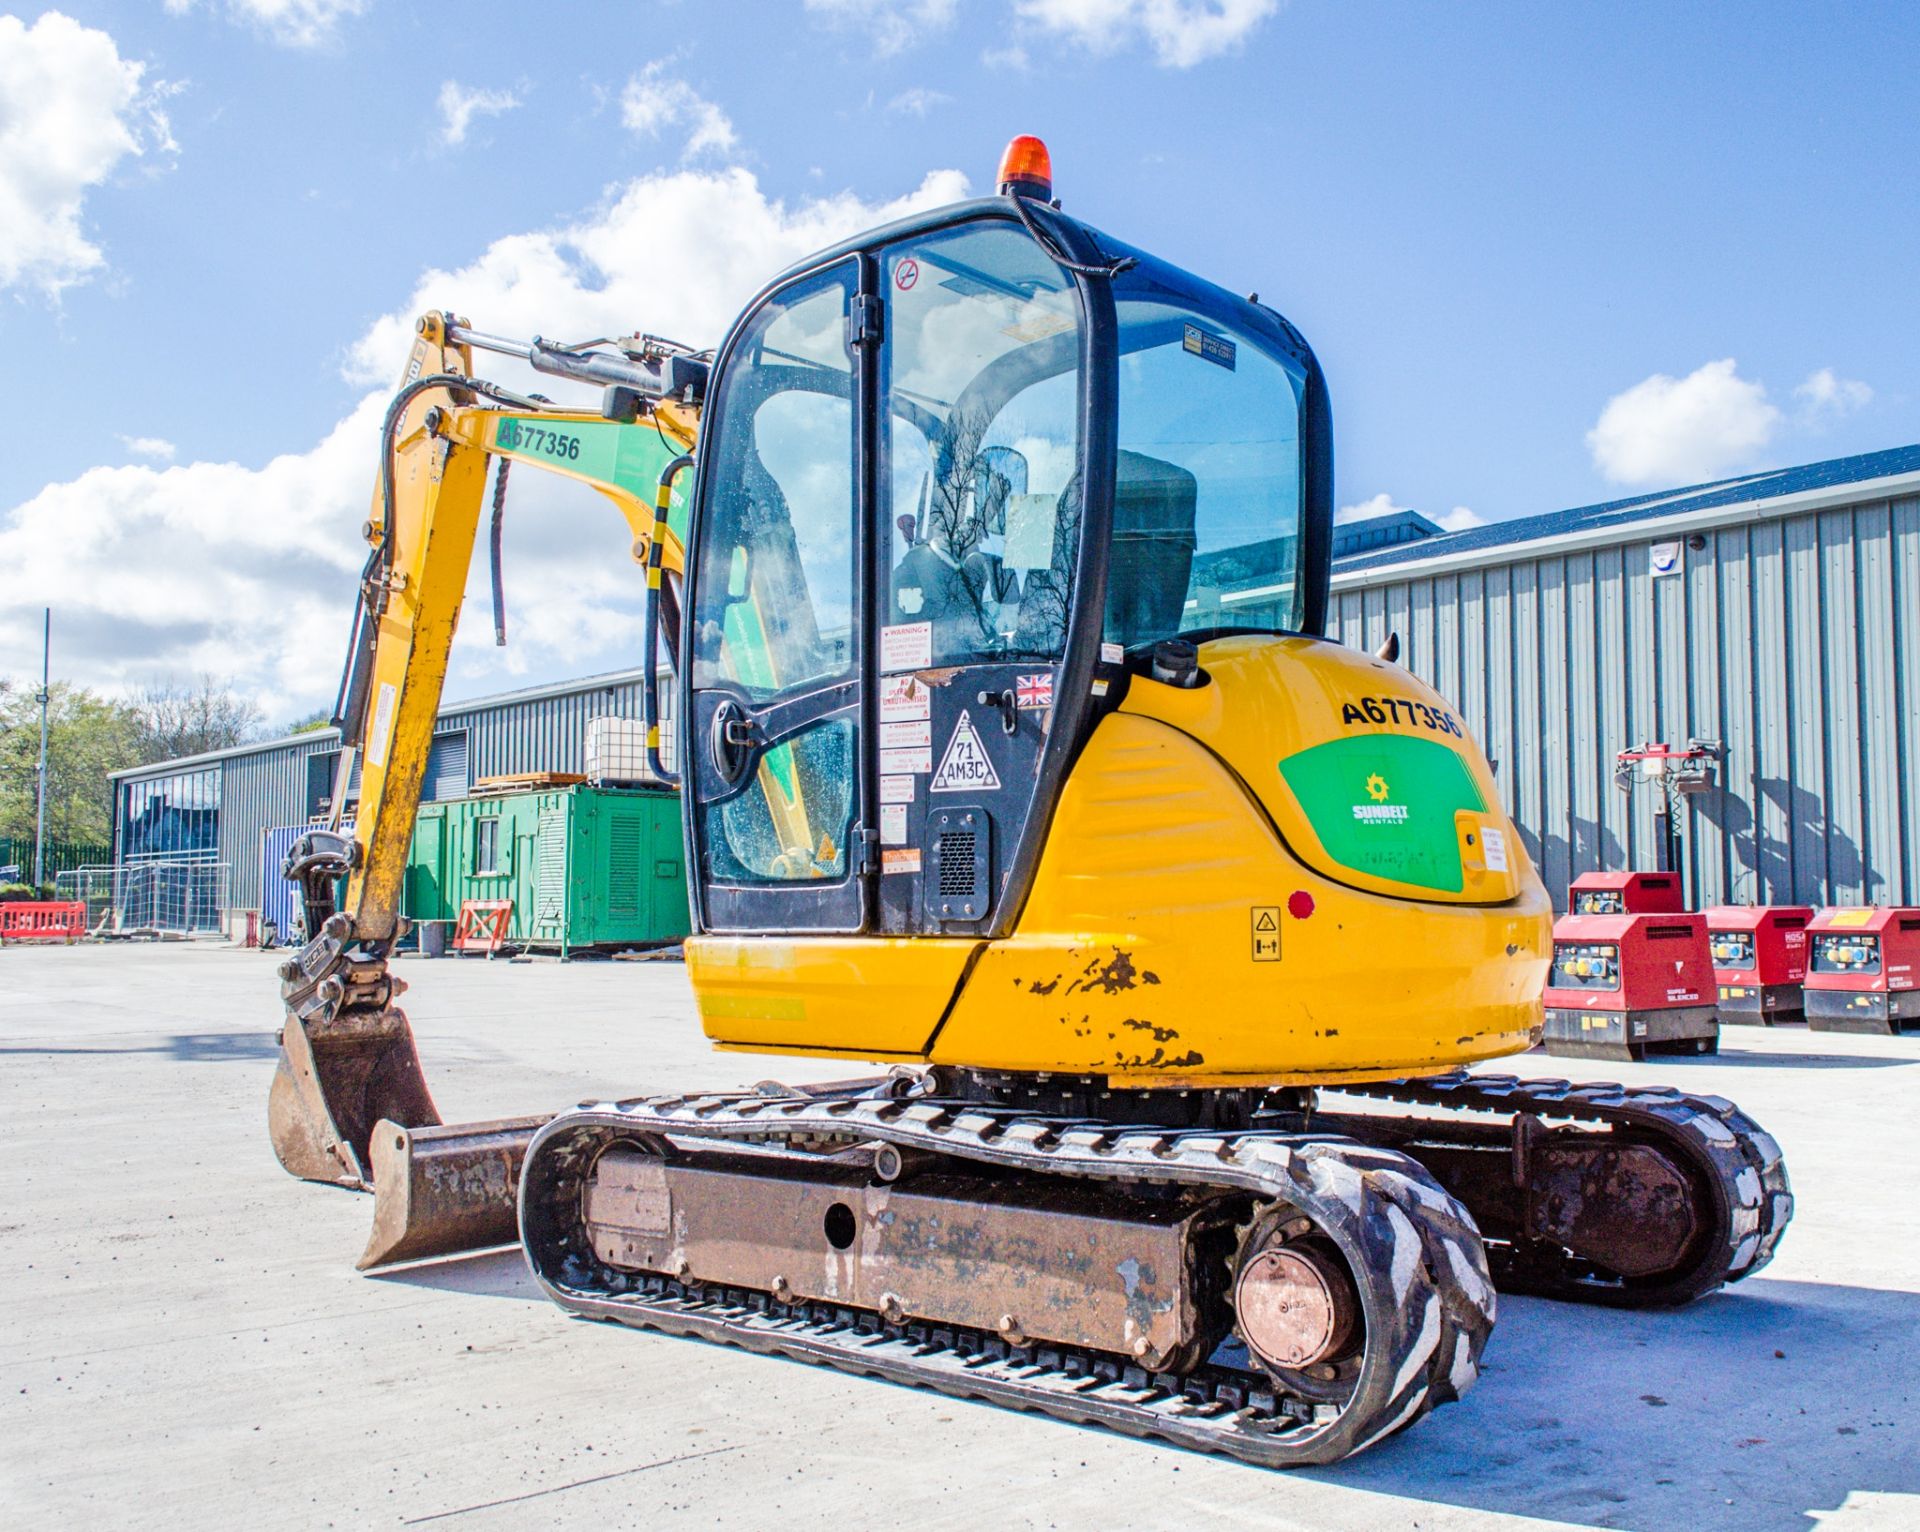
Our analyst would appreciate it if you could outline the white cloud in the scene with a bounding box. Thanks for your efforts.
[1336,491,1401,525]
[0,12,176,296]
[1793,367,1872,420]
[1336,492,1483,533]
[887,87,952,116]
[1586,358,1782,487]
[119,436,177,462]
[621,60,737,160]
[1016,0,1280,68]
[438,81,522,147]
[164,0,367,49]
[805,0,958,57]
[2,167,970,714]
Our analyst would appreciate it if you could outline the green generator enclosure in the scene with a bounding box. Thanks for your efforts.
[405,785,689,953]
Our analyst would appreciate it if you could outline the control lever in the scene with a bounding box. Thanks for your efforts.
[976,687,1018,735]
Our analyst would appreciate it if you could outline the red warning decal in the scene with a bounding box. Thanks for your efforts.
[895,258,919,291]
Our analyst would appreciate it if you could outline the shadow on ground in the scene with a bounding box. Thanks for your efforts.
[0,1031,282,1062]
[1323,1277,1919,1531]
[368,1245,537,1300]
[362,1249,1918,1532]
[1676,1050,1917,1070]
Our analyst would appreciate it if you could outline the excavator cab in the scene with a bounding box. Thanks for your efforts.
[679,192,1331,942]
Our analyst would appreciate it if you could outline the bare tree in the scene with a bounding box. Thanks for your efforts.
[133,677,264,764]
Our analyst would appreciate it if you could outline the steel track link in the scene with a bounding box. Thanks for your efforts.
[1338,1072,1793,1305]
[518,1092,1499,1467]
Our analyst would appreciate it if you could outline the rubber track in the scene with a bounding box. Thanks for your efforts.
[1338,1072,1793,1305]
[518,1092,1498,1467]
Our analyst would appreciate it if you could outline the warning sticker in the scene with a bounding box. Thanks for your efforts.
[895,258,919,292]
[881,621,932,673]
[367,682,397,768]
[1182,324,1237,370]
[880,748,931,776]
[1482,826,1508,873]
[931,710,1002,794]
[880,803,908,845]
[1100,641,1124,664]
[880,719,931,751]
[879,774,916,803]
[880,674,931,723]
[883,848,921,875]
[1251,906,1281,962]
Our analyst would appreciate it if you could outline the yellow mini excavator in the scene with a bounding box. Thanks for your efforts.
[270,139,1791,1466]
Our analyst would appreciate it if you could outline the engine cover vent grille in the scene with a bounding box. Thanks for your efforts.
[926,807,990,924]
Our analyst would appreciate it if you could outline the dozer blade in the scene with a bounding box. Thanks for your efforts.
[358,1114,552,1270]
[268,1005,441,1188]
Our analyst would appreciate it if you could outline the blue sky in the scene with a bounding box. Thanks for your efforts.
[2,1,1914,714]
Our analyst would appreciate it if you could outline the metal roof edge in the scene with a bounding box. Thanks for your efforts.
[110,665,659,781]
[109,726,343,780]
[1331,466,1920,591]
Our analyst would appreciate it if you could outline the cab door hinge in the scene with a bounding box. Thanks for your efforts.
[854,825,880,876]
[848,295,885,350]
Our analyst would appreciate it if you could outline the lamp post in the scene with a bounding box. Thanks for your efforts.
[34,608,50,890]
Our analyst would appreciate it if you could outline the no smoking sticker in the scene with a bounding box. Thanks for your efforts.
[895,258,919,291]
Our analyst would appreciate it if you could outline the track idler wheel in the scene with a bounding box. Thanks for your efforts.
[1233,1211,1364,1399]
[1227,1157,1498,1458]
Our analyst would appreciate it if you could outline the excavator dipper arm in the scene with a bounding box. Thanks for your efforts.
[268,310,700,1214]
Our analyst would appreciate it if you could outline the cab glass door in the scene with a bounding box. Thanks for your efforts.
[875,221,1084,933]
[687,261,865,932]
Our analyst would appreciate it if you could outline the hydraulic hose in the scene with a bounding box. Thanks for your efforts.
[644,453,694,786]
[328,370,544,745]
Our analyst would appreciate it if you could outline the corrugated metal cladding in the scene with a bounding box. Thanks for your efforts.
[114,671,678,914]
[214,735,341,910]
[1331,490,1920,911]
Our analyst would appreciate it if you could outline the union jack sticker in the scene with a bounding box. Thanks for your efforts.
[1015,672,1054,710]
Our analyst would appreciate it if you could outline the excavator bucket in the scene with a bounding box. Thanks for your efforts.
[358,1114,551,1270]
[268,1006,441,1188]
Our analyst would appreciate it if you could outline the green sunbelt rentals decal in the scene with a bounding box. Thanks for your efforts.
[1277,733,1485,893]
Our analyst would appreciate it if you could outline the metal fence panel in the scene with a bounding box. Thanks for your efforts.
[57,862,230,936]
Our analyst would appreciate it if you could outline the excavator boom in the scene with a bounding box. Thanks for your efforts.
[268,308,699,1215]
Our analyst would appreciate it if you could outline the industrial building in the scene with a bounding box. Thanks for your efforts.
[108,442,1919,930]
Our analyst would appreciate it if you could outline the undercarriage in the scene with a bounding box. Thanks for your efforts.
[505,1067,1790,1466]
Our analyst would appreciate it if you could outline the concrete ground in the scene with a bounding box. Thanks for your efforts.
[1,944,1915,1532]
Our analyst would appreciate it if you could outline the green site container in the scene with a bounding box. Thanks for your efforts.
[405,785,689,953]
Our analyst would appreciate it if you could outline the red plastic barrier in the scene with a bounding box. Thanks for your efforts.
[452,899,513,956]
[0,901,87,944]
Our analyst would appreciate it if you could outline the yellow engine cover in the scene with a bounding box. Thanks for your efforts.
[693,636,1551,1085]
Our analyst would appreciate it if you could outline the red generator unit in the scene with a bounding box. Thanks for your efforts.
[1804,907,1920,1035]
[1705,905,1813,1025]
[1542,872,1719,1061]
[1567,869,1684,915]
